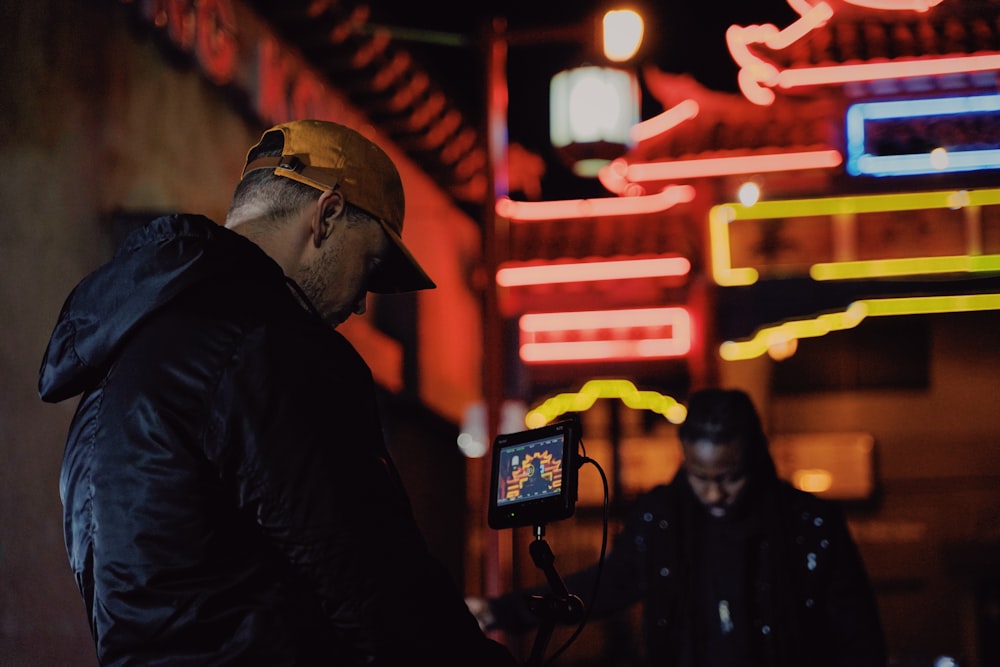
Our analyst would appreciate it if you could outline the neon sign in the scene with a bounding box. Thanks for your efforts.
[627,150,841,182]
[496,256,690,287]
[519,307,692,363]
[846,94,1000,176]
[524,379,687,427]
[720,293,1000,361]
[630,99,700,144]
[709,188,1000,286]
[122,0,376,128]
[495,185,695,221]
[726,0,992,106]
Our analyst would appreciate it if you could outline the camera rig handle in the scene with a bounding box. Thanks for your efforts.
[525,524,584,667]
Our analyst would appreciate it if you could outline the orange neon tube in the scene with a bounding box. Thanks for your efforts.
[496,256,691,287]
[518,307,692,362]
[727,1,981,105]
[778,55,1000,89]
[842,0,943,9]
[623,149,842,182]
[630,99,700,143]
[520,307,689,331]
[520,338,690,362]
[495,185,695,221]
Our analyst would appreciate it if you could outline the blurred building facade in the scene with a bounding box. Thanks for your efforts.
[1,1,998,666]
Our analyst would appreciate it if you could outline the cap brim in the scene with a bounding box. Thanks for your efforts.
[368,218,436,293]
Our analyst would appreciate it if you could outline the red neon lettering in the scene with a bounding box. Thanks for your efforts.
[256,36,292,124]
[164,0,197,53]
[290,73,329,121]
[729,0,957,105]
[195,0,238,85]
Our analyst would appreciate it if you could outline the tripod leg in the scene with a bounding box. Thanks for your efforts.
[527,615,555,667]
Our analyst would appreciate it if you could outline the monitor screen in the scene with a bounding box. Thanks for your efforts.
[488,420,578,529]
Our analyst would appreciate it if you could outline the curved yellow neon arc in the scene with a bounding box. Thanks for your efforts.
[525,379,687,428]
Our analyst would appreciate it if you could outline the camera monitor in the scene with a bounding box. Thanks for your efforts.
[488,420,579,529]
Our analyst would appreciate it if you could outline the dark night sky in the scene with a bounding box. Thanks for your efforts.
[364,1,800,199]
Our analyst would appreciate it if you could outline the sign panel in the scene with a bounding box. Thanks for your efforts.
[710,188,1000,286]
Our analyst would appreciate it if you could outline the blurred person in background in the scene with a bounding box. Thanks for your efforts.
[468,387,886,667]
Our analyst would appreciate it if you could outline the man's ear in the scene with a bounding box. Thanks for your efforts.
[311,189,346,249]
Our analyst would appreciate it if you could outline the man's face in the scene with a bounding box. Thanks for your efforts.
[297,214,389,328]
[681,437,748,518]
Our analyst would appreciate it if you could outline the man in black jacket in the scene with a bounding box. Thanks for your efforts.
[39,120,516,666]
[468,388,886,667]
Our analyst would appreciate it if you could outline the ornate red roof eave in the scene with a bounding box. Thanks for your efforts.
[747,0,1000,70]
[606,0,1000,197]
[246,0,490,208]
[729,0,1000,106]
[602,68,843,199]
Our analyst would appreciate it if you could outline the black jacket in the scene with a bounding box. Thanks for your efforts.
[39,214,514,667]
[491,468,886,667]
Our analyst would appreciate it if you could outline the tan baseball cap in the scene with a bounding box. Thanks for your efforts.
[241,119,435,293]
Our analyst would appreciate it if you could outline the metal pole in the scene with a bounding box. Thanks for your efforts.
[480,15,512,605]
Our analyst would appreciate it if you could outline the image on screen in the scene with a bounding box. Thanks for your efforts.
[495,433,565,507]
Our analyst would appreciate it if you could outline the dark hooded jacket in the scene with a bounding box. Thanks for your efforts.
[39,214,515,667]
[490,463,886,667]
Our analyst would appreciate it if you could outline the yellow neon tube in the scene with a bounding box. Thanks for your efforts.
[525,379,687,427]
[709,187,1000,286]
[720,294,1000,361]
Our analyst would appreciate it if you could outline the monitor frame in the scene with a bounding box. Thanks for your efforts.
[487,420,579,529]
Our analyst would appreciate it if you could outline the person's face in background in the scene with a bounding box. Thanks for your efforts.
[682,437,748,518]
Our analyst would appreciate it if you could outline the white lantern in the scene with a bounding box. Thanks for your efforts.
[550,65,640,177]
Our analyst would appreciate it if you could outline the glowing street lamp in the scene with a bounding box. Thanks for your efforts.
[603,9,645,62]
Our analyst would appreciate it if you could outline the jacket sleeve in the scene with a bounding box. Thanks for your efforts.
[824,505,888,667]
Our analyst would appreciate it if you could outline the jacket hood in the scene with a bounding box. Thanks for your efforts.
[38,214,282,403]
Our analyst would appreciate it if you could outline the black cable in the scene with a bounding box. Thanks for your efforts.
[542,445,610,666]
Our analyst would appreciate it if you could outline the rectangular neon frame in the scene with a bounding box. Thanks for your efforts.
[709,187,1000,286]
[519,307,691,362]
[846,94,1000,177]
